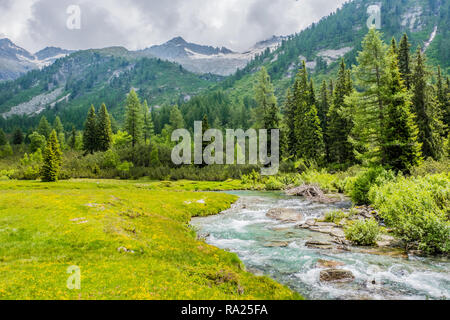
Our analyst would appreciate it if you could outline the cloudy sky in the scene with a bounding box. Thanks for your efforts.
[0,0,347,53]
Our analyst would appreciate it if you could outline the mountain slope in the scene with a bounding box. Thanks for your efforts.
[143,36,285,76]
[0,48,220,131]
[218,0,449,104]
[0,39,73,81]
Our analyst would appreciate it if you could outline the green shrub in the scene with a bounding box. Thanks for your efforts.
[102,149,120,169]
[324,210,348,223]
[350,167,395,205]
[300,169,339,193]
[410,158,450,177]
[345,218,380,246]
[369,174,450,254]
[264,177,285,190]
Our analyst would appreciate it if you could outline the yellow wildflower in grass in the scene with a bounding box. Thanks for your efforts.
[0,179,301,300]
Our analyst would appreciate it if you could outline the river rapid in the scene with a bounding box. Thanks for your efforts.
[191,191,450,300]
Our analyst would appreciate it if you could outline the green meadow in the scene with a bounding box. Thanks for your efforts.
[0,179,301,300]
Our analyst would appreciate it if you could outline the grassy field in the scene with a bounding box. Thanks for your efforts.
[0,179,301,300]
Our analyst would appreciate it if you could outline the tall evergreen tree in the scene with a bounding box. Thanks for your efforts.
[97,103,113,152]
[41,130,62,182]
[327,59,354,164]
[398,33,412,89]
[83,105,98,154]
[411,48,445,160]
[0,128,6,146]
[37,116,52,139]
[169,105,185,131]
[294,103,324,160]
[383,45,422,172]
[318,81,331,161]
[348,29,391,165]
[53,116,64,135]
[308,79,316,107]
[142,100,154,144]
[291,62,324,160]
[390,37,398,57]
[12,128,24,145]
[125,89,143,147]
[317,80,330,133]
[254,67,279,130]
[286,61,312,156]
[201,115,210,167]
[69,126,77,150]
[284,88,296,156]
[436,66,449,132]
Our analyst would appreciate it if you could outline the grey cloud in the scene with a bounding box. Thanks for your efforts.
[1,0,347,53]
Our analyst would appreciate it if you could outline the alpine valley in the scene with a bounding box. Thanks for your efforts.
[0,0,448,132]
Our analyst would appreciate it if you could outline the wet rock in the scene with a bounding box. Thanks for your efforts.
[320,269,355,282]
[330,229,346,238]
[305,241,335,250]
[264,241,290,248]
[316,259,345,269]
[286,185,342,203]
[266,208,304,222]
[358,247,408,259]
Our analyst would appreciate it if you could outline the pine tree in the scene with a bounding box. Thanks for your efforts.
[41,130,62,182]
[383,45,422,172]
[411,48,445,160]
[53,116,64,135]
[308,79,316,107]
[83,105,98,154]
[327,59,354,164]
[398,34,412,90]
[12,128,24,145]
[69,126,77,150]
[318,80,330,133]
[201,115,210,167]
[436,66,449,132]
[169,105,185,132]
[390,38,398,56]
[142,100,154,144]
[286,61,312,157]
[125,89,143,147]
[291,62,324,160]
[97,103,113,152]
[294,103,324,160]
[348,29,391,165]
[0,128,6,146]
[318,81,331,161]
[150,144,160,167]
[37,116,52,139]
[254,67,279,130]
[284,88,296,156]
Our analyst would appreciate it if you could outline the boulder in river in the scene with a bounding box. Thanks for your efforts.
[320,269,355,282]
[266,208,304,222]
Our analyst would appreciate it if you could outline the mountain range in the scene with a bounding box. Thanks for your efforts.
[0,34,285,82]
[0,0,448,131]
[0,39,73,81]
